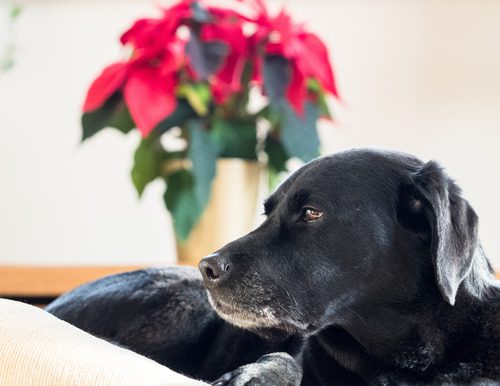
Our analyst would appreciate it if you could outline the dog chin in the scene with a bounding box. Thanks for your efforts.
[207,292,308,333]
[207,293,277,328]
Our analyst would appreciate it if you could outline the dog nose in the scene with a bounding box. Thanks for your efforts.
[199,254,231,287]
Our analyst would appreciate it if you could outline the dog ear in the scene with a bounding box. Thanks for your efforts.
[405,161,479,305]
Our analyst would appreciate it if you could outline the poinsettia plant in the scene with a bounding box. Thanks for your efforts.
[82,0,339,241]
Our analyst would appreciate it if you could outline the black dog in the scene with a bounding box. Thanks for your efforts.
[46,149,500,385]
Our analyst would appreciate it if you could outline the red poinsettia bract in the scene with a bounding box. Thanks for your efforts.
[82,0,338,137]
[82,1,192,137]
[251,5,339,114]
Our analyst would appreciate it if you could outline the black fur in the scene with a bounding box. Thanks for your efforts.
[46,149,500,385]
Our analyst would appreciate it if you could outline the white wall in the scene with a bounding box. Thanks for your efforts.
[0,0,499,268]
[0,0,176,266]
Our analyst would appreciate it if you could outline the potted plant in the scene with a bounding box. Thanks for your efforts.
[81,0,339,264]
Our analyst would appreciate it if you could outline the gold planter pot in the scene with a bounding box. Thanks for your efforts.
[176,159,262,266]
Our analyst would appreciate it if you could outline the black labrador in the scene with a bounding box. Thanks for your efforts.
[46,149,500,385]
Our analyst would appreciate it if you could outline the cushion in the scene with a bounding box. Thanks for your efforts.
[0,299,209,386]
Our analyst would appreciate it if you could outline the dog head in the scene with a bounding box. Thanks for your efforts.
[199,149,484,334]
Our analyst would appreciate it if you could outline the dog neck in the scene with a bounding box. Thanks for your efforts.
[314,304,450,382]
[314,250,500,382]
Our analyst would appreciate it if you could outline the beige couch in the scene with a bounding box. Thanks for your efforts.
[0,299,209,386]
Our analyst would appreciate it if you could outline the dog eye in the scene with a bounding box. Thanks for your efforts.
[302,208,324,223]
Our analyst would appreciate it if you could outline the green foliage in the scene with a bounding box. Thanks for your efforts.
[265,100,321,163]
[281,102,320,162]
[178,83,211,116]
[187,119,218,213]
[164,170,203,241]
[10,4,22,19]
[82,93,134,141]
[132,134,211,240]
[186,32,228,79]
[265,134,289,173]
[131,137,168,197]
[210,118,257,160]
[0,4,22,73]
[83,60,330,241]
[265,134,289,189]
[84,88,325,240]
[308,78,333,119]
[263,55,290,103]
[151,100,198,136]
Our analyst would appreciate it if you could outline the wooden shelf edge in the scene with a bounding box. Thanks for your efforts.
[0,265,145,297]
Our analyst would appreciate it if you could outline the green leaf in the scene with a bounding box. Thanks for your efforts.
[317,91,332,119]
[281,102,320,162]
[308,78,332,119]
[177,83,211,116]
[186,32,228,79]
[164,170,203,241]
[81,93,135,141]
[265,135,290,190]
[187,119,218,209]
[210,118,258,159]
[10,5,22,19]
[131,137,167,196]
[151,99,197,137]
[307,78,321,93]
[265,135,289,173]
[108,104,135,132]
[263,55,291,105]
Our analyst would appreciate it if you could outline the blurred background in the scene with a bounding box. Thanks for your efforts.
[0,0,499,278]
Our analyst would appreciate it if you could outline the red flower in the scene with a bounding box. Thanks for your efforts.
[82,62,129,113]
[121,1,192,60]
[82,0,339,137]
[200,11,250,103]
[251,5,339,113]
[82,55,184,138]
[82,3,191,137]
[123,64,178,137]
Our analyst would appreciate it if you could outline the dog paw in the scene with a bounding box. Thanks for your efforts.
[211,352,302,386]
[211,368,265,386]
